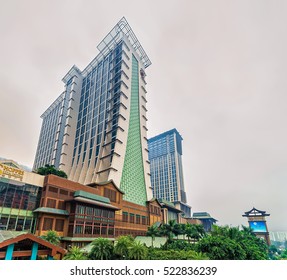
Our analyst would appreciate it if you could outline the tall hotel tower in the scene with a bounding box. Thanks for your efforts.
[148,129,191,217]
[33,18,152,206]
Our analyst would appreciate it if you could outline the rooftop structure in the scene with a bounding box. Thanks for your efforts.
[242,207,271,245]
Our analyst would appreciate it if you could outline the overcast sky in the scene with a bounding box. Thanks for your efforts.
[0,0,286,231]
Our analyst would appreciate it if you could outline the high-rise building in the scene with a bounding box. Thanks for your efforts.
[33,17,152,206]
[148,129,191,217]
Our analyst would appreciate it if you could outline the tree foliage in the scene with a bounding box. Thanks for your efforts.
[147,248,209,260]
[41,230,60,246]
[279,249,287,259]
[128,241,148,260]
[196,225,268,260]
[89,238,114,260]
[63,246,88,260]
[196,235,246,260]
[114,235,148,260]
[165,240,195,251]
[69,224,270,260]
[114,235,134,259]
[159,220,178,244]
[185,224,205,243]
[36,164,68,178]
[146,225,160,247]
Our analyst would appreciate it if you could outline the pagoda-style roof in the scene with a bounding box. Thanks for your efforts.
[193,212,218,222]
[242,207,270,217]
[158,199,183,213]
[73,190,120,210]
[147,198,162,208]
[33,207,70,216]
[87,179,125,194]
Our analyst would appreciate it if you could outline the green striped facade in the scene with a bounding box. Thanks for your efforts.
[120,54,147,206]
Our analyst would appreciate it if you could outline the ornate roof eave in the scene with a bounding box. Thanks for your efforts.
[147,197,162,208]
[87,179,125,194]
[242,207,270,217]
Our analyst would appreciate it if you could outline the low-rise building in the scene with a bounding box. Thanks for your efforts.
[192,212,217,232]
[0,159,178,249]
[33,175,162,248]
[0,160,44,232]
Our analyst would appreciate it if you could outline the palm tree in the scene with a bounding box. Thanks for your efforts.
[160,220,177,243]
[146,225,159,247]
[194,224,206,239]
[174,223,184,239]
[128,241,147,260]
[63,246,88,260]
[41,230,60,245]
[185,224,205,244]
[185,224,194,243]
[228,226,241,240]
[114,236,134,259]
[89,238,114,260]
[180,224,187,240]
[210,225,229,237]
[241,225,255,237]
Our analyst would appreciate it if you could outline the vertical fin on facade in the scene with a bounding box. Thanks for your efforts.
[120,55,147,206]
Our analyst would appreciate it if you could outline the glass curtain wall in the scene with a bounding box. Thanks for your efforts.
[0,178,41,232]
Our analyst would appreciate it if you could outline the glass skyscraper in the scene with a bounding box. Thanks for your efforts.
[34,17,152,206]
[148,129,191,217]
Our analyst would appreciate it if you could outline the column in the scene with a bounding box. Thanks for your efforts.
[5,244,14,260]
[30,242,38,260]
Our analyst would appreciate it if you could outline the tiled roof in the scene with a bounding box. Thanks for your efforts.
[33,207,69,216]
[0,231,66,256]
[79,238,115,253]
[74,190,110,204]
[0,230,27,243]
[193,212,211,217]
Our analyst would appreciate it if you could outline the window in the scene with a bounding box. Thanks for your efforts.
[16,218,24,231]
[76,205,85,215]
[109,211,115,219]
[102,210,109,218]
[43,218,53,230]
[48,186,58,194]
[60,189,69,196]
[75,225,84,234]
[95,208,102,217]
[58,200,65,210]
[104,188,117,202]
[108,227,114,236]
[24,219,32,231]
[93,226,101,235]
[55,219,64,231]
[129,213,135,223]
[136,215,140,224]
[0,217,8,230]
[101,225,107,235]
[122,212,128,222]
[84,226,93,235]
[8,218,16,230]
[46,198,56,208]
[86,207,94,216]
